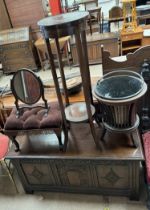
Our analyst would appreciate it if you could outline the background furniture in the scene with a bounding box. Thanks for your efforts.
[71,32,119,65]
[142,24,150,45]
[120,26,143,55]
[34,36,71,70]
[66,4,79,12]
[0,0,12,30]
[137,14,150,25]
[136,4,150,25]
[87,7,102,34]
[122,0,137,33]
[108,6,123,32]
[77,0,98,10]
[6,124,143,200]
[4,0,48,40]
[101,45,150,74]
[0,27,37,74]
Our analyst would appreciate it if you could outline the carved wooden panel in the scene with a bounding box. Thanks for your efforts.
[10,157,141,200]
[93,161,129,189]
[21,160,56,185]
[55,160,93,187]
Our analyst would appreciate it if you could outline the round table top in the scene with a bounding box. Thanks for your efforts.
[38,11,89,27]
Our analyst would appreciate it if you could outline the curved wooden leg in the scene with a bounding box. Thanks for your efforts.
[130,131,138,148]
[101,127,106,141]
[11,136,20,152]
[63,124,69,152]
[89,118,101,149]
[55,130,63,151]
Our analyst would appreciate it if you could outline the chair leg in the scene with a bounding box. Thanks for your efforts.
[11,136,20,152]
[130,131,138,148]
[100,127,106,141]
[62,123,69,152]
[2,159,18,193]
[56,130,63,151]
[89,118,101,149]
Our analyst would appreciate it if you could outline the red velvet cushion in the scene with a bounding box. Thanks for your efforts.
[143,131,150,184]
[0,135,9,159]
[4,102,62,130]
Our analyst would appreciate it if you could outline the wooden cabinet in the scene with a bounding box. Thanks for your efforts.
[121,27,143,55]
[12,158,139,197]
[0,0,12,30]
[6,125,144,200]
[0,27,37,74]
[4,0,47,40]
[71,32,119,65]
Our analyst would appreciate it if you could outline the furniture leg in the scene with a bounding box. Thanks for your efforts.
[11,136,20,152]
[147,185,150,210]
[108,21,111,32]
[75,29,100,148]
[62,122,69,152]
[56,130,63,151]
[89,17,92,35]
[130,131,138,148]
[101,127,106,141]
[37,48,45,71]
[4,159,18,192]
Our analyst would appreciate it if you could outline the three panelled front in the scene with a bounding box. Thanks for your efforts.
[12,158,140,199]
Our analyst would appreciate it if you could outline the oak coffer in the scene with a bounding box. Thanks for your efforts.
[6,124,144,200]
[0,27,37,74]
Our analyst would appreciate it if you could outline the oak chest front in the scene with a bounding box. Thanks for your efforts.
[0,27,37,74]
[6,124,144,200]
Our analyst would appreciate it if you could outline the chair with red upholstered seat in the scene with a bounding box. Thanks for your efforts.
[0,134,18,192]
[4,68,68,152]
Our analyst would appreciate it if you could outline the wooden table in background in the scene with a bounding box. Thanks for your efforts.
[142,24,150,46]
[1,76,99,110]
[71,32,119,65]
